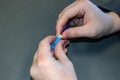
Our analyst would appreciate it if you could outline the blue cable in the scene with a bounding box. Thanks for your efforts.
[50,0,74,51]
[50,21,71,51]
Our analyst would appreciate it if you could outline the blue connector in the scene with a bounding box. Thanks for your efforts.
[51,35,62,51]
[61,22,70,33]
[51,20,71,51]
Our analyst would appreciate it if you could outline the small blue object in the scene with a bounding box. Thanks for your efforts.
[61,22,70,33]
[51,35,62,51]
[51,21,71,51]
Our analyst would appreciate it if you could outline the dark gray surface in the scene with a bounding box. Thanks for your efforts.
[0,0,120,80]
[91,0,120,14]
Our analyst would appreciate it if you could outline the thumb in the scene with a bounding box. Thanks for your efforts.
[54,40,70,63]
[62,25,92,39]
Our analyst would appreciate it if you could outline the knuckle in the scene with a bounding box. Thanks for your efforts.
[30,57,49,77]
[36,55,51,68]
[36,57,47,67]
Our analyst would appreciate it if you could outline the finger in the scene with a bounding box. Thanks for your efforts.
[62,40,69,54]
[62,25,93,39]
[58,1,76,20]
[36,36,56,59]
[63,40,70,54]
[63,39,70,48]
[70,18,83,27]
[54,40,70,63]
[63,48,68,54]
[56,2,82,35]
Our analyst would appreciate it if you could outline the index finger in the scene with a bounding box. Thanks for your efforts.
[56,1,81,35]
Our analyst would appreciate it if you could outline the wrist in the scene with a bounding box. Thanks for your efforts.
[107,12,120,34]
[98,6,120,34]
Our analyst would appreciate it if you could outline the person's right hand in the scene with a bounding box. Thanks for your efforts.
[30,36,77,80]
[56,0,120,39]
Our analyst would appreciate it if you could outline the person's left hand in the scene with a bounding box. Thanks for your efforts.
[30,36,77,80]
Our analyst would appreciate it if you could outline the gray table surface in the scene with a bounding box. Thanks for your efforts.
[0,0,120,80]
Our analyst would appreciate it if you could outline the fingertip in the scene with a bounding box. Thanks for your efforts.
[56,24,62,35]
[56,14,70,35]
[56,28,60,36]
[62,29,71,39]
[62,26,88,39]
[62,34,68,39]
[56,13,63,35]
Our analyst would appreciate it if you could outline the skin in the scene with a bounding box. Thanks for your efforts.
[30,36,77,80]
[56,0,120,39]
[30,0,120,80]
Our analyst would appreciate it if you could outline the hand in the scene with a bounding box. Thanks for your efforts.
[56,0,118,39]
[30,36,77,80]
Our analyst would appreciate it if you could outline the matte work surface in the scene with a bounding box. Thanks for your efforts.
[0,0,120,80]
